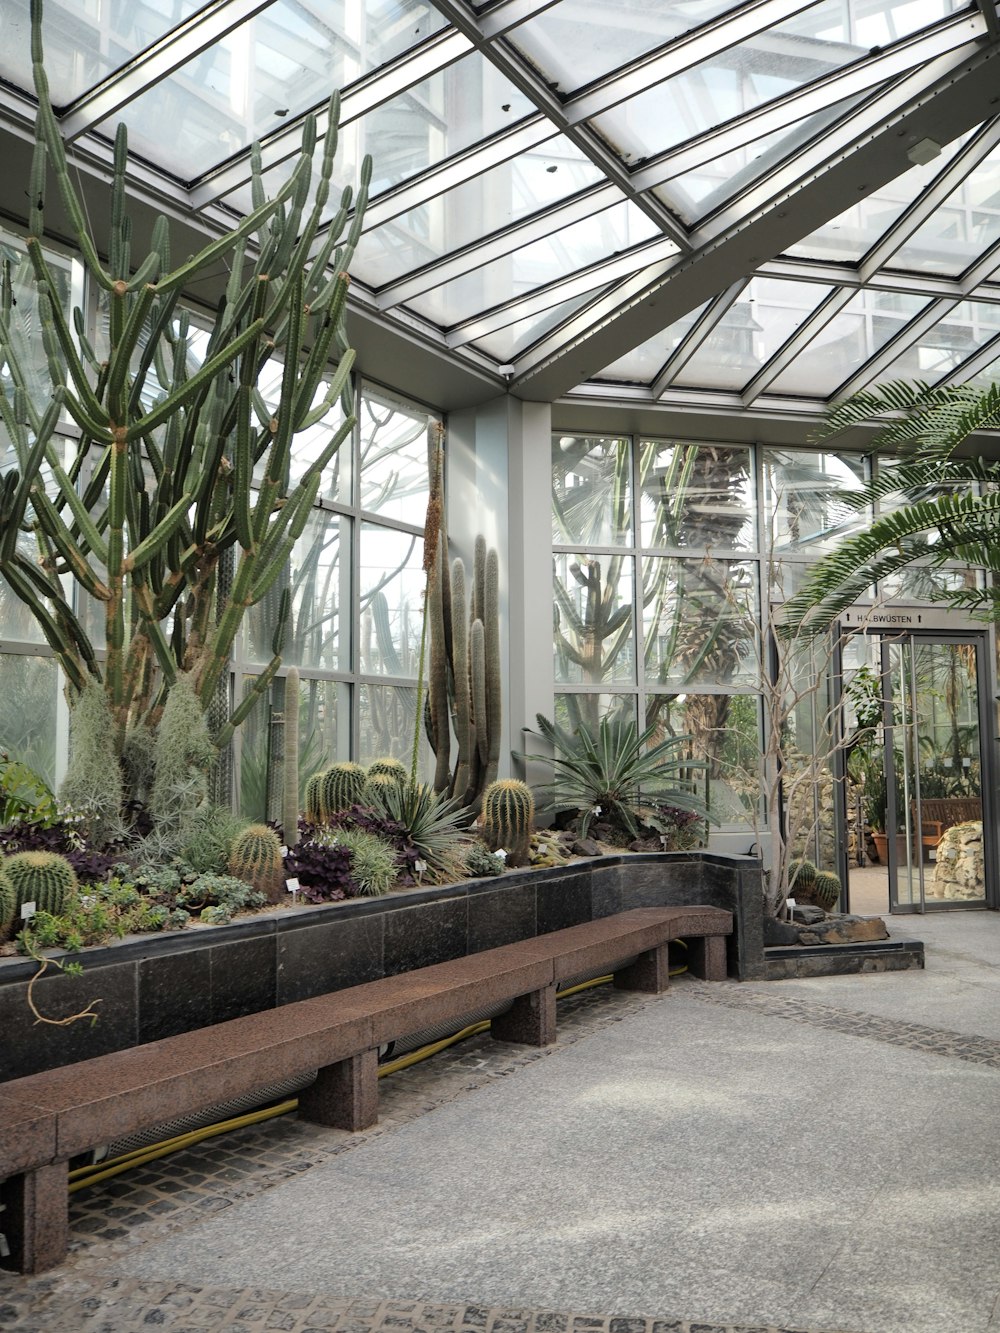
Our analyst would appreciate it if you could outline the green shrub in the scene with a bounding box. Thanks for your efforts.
[332,827,398,896]
[463,841,506,878]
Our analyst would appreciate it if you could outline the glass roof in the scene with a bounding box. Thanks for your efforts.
[3,0,1000,411]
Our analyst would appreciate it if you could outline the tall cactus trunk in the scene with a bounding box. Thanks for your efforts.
[282,667,300,848]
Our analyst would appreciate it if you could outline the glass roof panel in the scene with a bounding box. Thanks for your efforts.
[350,137,604,288]
[590,0,904,166]
[672,278,833,390]
[594,303,711,383]
[404,204,663,327]
[218,49,534,211]
[0,0,204,105]
[867,300,1000,383]
[886,145,1000,277]
[472,290,606,361]
[506,0,742,93]
[787,134,970,262]
[766,288,930,396]
[96,0,451,179]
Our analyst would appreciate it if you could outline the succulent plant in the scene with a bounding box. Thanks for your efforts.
[320,762,367,817]
[366,757,408,788]
[812,870,842,912]
[304,771,325,824]
[4,850,77,917]
[463,841,506,879]
[228,824,285,904]
[0,861,15,937]
[788,858,817,891]
[282,669,301,848]
[480,779,534,867]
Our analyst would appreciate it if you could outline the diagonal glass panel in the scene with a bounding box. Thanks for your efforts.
[594,303,710,383]
[507,0,743,93]
[470,289,605,361]
[590,0,889,165]
[95,0,451,179]
[349,137,604,288]
[787,133,969,262]
[864,301,1000,385]
[0,0,204,105]
[672,278,833,390]
[766,288,930,397]
[218,49,534,211]
[404,204,662,327]
[887,145,1000,277]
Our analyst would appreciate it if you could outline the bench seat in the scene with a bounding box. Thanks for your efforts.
[0,904,731,1274]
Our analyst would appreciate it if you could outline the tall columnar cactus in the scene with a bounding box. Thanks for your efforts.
[229,824,285,904]
[304,771,325,825]
[5,851,77,916]
[320,762,367,816]
[426,511,502,811]
[282,669,301,848]
[480,779,534,867]
[0,0,370,806]
[0,862,15,937]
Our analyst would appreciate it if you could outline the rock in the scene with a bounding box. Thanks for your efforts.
[571,838,602,858]
[797,915,889,945]
[790,904,826,925]
[930,821,984,901]
[763,918,801,946]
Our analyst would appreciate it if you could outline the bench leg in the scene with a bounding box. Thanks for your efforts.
[686,934,728,982]
[0,1160,69,1274]
[491,984,557,1046]
[614,943,671,993]
[297,1049,379,1131]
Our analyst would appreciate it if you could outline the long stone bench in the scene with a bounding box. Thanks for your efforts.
[0,904,732,1274]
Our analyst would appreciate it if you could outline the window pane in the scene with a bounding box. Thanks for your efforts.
[0,653,61,788]
[764,449,870,556]
[646,691,759,826]
[595,303,710,384]
[639,441,754,550]
[359,524,423,679]
[554,552,635,685]
[360,391,430,524]
[553,692,636,735]
[358,683,433,774]
[552,435,631,546]
[238,673,347,821]
[642,556,758,688]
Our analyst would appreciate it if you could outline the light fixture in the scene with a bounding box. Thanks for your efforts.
[907,138,942,166]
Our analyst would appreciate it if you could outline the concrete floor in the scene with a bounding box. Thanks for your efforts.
[5,912,1000,1333]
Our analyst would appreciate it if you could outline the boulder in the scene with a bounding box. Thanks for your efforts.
[797,915,889,945]
[763,917,801,946]
[930,822,984,901]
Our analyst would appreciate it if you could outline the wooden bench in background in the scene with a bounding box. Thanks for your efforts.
[0,904,732,1275]
[912,797,982,855]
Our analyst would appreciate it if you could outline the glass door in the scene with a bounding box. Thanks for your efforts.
[884,635,989,912]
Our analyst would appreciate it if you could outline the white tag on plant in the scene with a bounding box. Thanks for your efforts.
[20,901,36,920]
[286,878,300,894]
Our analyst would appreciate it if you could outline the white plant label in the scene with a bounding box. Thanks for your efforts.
[286,878,301,895]
[20,901,36,920]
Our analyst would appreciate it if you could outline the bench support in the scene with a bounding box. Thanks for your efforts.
[686,934,727,982]
[0,1160,68,1274]
[490,984,557,1046]
[613,943,670,993]
[297,1049,378,1132]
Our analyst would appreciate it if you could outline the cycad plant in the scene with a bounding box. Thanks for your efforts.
[782,380,1000,634]
[518,713,707,841]
[0,0,370,810]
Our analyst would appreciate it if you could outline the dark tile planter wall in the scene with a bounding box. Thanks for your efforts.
[0,851,764,1081]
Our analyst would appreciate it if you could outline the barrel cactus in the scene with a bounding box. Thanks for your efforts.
[363,771,400,807]
[320,762,367,817]
[366,757,407,788]
[0,862,15,937]
[480,779,534,867]
[228,824,285,903]
[304,772,325,824]
[5,851,77,917]
[812,870,842,913]
[788,859,817,895]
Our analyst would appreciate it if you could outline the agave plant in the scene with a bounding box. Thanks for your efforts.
[519,714,707,841]
[782,379,1000,635]
[368,781,473,883]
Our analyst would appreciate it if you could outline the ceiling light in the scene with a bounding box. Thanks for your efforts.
[907,138,941,166]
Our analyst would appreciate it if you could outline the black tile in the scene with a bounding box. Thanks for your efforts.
[0,962,138,1081]
[383,895,468,975]
[467,882,536,953]
[536,872,591,933]
[138,948,212,1042]
[276,911,383,1004]
[210,934,277,1023]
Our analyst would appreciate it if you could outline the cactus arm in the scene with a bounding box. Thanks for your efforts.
[106,281,158,423]
[1,560,90,693]
[451,558,472,801]
[123,491,195,571]
[283,667,301,848]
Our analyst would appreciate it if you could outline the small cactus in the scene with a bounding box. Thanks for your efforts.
[5,851,77,918]
[304,771,325,824]
[366,757,407,788]
[0,862,15,937]
[228,824,285,904]
[363,771,400,807]
[480,779,534,867]
[812,870,842,912]
[788,859,817,893]
[320,762,367,817]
